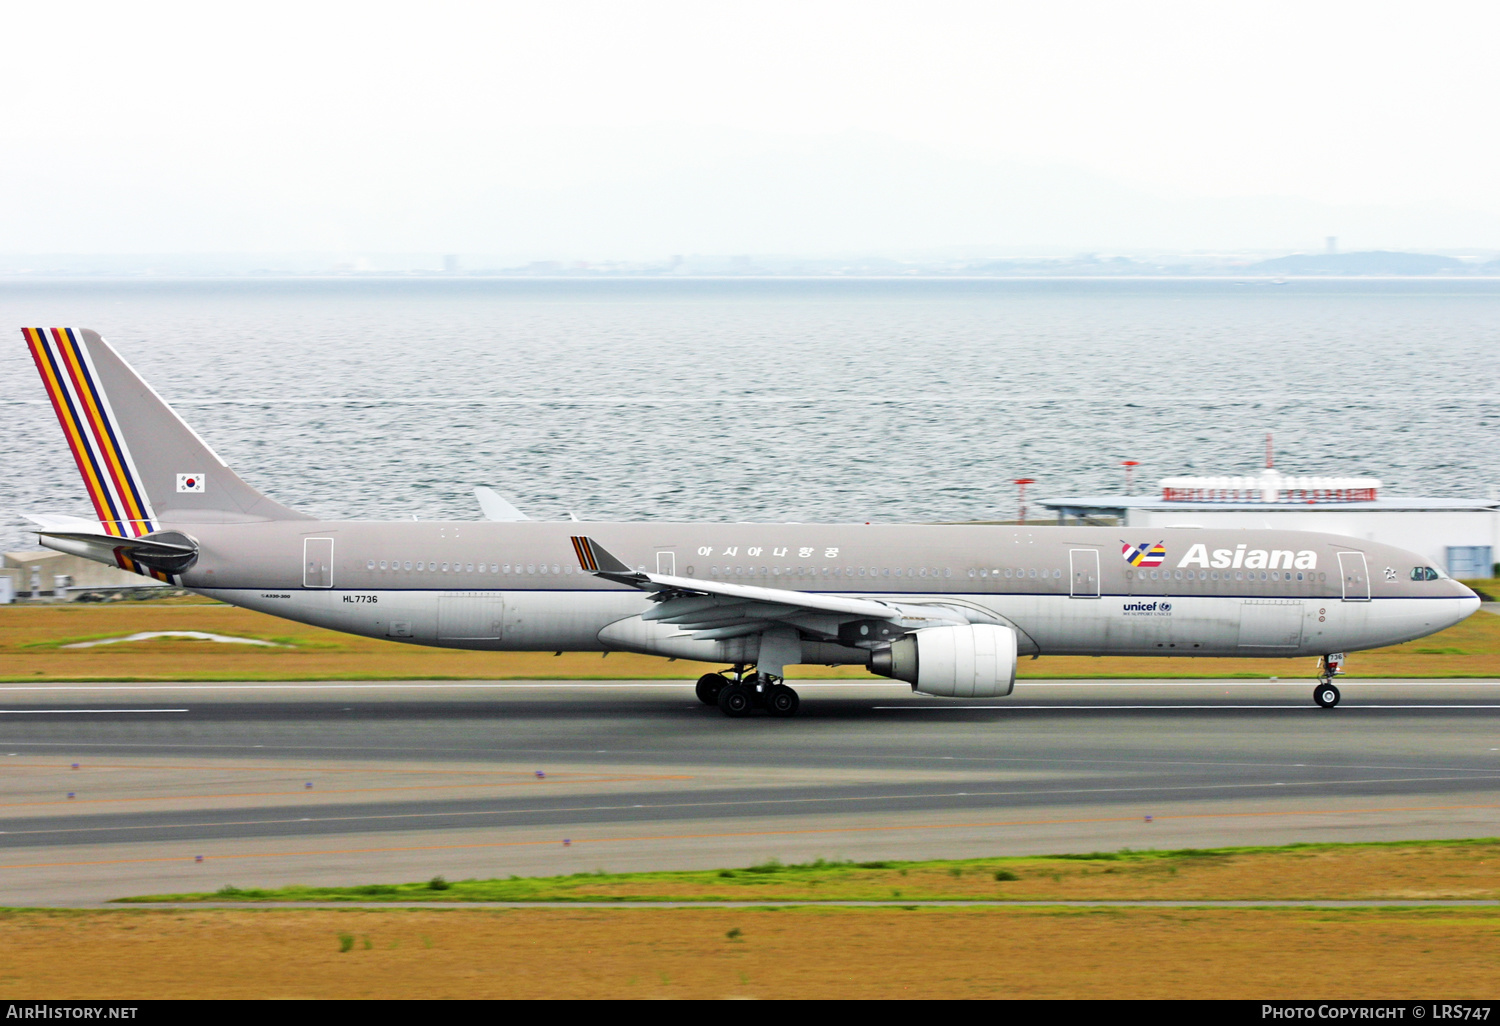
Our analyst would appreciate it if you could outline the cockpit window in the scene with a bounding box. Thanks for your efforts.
[1409,567,1444,581]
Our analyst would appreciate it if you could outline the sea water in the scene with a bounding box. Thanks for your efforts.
[1,278,1496,550]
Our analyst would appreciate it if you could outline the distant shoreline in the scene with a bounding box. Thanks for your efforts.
[5,274,1500,282]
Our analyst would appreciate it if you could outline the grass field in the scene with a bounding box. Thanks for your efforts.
[124,839,1500,904]
[1,595,1498,681]
[25,841,1500,998]
[3,906,1498,998]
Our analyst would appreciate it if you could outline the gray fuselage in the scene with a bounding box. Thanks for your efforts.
[183,520,1479,667]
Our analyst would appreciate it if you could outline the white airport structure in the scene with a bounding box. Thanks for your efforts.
[1041,464,1498,579]
[0,549,168,602]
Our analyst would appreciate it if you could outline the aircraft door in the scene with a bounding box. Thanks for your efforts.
[1338,551,1370,601]
[438,592,504,641]
[1237,599,1304,649]
[1069,549,1100,598]
[303,537,333,589]
[656,550,676,575]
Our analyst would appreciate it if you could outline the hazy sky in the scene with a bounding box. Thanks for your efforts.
[5,1,1498,257]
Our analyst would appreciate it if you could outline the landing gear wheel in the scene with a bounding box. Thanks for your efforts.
[695,673,729,706]
[765,684,800,717]
[1314,682,1341,708]
[717,683,753,717]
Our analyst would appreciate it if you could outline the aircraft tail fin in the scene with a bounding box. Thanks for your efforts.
[22,328,310,536]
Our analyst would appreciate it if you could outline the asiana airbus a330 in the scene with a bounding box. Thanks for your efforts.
[20,328,1480,717]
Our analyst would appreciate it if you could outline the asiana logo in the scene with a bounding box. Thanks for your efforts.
[1177,543,1318,571]
[1123,600,1173,617]
[1121,541,1166,567]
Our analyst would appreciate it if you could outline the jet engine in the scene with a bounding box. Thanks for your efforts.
[870,623,1017,698]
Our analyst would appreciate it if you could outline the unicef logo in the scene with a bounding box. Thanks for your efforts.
[1160,602,1172,612]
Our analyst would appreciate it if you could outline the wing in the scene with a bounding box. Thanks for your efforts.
[474,486,530,522]
[569,535,967,643]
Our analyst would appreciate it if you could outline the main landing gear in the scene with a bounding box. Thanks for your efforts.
[695,667,801,718]
[695,672,730,706]
[1313,653,1346,708]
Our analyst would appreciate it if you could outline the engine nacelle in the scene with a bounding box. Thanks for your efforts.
[870,624,1017,698]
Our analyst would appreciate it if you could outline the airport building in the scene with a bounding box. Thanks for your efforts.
[1041,466,1499,579]
[0,549,168,601]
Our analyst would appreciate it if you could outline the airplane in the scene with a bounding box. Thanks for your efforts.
[19,327,1481,717]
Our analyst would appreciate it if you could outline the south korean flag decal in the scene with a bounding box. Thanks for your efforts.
[176,473,206,493]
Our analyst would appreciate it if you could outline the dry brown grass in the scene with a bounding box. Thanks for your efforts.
[2,598,1497,682]
[2,906,1497,998]
[0,601,739,682]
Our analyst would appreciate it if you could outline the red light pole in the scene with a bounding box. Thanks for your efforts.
[1013,478,1035,524]
[1121,460,1140,494]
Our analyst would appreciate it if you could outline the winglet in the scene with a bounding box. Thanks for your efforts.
[570,536,633,574]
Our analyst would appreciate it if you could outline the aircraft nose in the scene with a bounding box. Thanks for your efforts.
[1450,588,1481,624]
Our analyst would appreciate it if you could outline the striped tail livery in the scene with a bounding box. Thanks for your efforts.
[22,327,308,579]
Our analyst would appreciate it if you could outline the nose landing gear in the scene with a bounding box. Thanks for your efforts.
[1314,653,1346,708]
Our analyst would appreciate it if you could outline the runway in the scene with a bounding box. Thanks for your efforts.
[1,679,1498,905]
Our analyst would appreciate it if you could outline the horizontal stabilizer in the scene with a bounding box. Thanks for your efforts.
[35,530,194,555]
[27,514,199,575]
[20,512,105,533]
